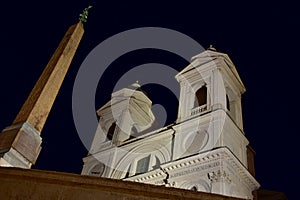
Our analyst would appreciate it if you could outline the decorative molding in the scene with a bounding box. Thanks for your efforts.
[169,161,220,179]
[191,104,208,116]
[208,170,231,183]
[79,6,93,23]
[111,141,172,179]
[126,147,259,193]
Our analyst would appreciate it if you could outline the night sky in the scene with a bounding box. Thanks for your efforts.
[1,1,298,199]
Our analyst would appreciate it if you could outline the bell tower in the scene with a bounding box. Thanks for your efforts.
[82,47,260,199]
[176,46,244,127]
[82,82,156,177]
[173,46,247,163]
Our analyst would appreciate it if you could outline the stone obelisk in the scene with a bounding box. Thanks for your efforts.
[0,7,90,168]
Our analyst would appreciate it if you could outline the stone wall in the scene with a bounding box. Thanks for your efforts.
[0,167,244,200]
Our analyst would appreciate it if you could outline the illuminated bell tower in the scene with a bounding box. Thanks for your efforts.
[173,46,247,162]
[164,46,259,199]
[123,47,259,200]
[81,46,260,200]
[81,82,156,177]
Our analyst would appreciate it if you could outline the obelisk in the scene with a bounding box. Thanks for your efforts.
[0,7,91,168]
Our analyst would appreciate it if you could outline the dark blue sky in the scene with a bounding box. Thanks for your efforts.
[1,1,298,199]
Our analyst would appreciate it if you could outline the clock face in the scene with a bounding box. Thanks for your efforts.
[89,163,105,177]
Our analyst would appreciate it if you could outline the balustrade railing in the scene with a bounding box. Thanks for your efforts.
[191,104,208,116]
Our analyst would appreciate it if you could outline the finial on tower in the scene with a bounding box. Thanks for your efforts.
[208,44,217,51]
[130,80,141,89]
[79,5,93,23]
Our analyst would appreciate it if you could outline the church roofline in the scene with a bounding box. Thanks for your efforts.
[176,50,246,93]
[126,146,260,191]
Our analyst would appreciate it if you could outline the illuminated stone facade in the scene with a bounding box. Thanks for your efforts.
[82,48,260,199]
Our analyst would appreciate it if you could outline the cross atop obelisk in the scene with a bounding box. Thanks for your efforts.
[0,7,91,168]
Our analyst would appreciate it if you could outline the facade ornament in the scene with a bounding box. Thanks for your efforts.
[208,170,231,183]
[130,80,141,89]
[79,5,93,23]
[208,44,217,51]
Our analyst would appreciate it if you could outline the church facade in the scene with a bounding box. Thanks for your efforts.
[81,47,260,199]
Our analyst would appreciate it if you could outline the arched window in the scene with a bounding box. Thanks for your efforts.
[107,122,116,140]
[89,163,105,177]
[194,85,207,108]
[152,156,160,170]
[135,155,150,175]
[124,164,131,178]
[191,186,198,191]
[226,94,230,111]
[128,126,138,140]
[131,126,138,134]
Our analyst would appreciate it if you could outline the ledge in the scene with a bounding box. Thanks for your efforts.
[0,167,244,200]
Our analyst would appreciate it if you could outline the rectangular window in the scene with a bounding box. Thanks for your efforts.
[136,155,150,174]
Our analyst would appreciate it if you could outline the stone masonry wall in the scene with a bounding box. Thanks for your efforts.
[0,167,244,200]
